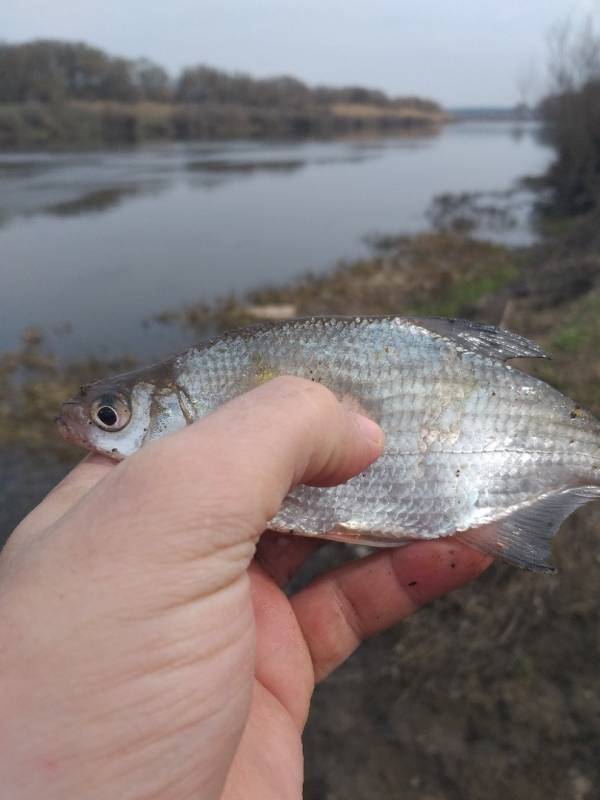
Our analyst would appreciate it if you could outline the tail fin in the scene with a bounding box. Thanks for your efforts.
[455,487,600,572]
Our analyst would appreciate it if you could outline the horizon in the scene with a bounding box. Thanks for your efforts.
[3,0,596,107]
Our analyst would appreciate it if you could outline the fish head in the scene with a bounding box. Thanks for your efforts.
[57,367,188,460]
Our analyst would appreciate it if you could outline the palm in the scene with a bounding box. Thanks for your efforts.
[222,542,317,800]
[222,534,489,800]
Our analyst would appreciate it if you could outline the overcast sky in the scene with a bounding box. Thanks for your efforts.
[3,0,597,105]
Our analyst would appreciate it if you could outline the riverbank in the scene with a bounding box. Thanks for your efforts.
[0,99,446,149]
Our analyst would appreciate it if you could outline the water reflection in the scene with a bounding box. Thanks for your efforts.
[0,146,388,221]
[0,159,59,178]
[185,158,305,173]
[44,185,158,217]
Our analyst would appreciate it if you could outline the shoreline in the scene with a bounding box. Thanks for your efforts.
[0,100,447,151]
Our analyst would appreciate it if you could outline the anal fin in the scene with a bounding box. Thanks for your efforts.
[456,487,600,573]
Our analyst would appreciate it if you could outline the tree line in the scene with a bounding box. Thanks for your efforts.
[0,40,445,147]
[0,40,440,112]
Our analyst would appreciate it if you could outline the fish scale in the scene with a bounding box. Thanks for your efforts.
[57,316,600,572]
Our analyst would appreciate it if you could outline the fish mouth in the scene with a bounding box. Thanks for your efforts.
[55,414,69,437]
[55,414,85,448]
[55,400,92,449]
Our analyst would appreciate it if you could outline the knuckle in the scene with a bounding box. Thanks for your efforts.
[267,375,341,426]
[268,374,310,392]
[297,382,340,419]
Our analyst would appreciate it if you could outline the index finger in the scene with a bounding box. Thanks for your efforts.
[291,539,492,682]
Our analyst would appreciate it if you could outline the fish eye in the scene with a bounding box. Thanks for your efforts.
[97,406,118,426]
[91,393,131,432]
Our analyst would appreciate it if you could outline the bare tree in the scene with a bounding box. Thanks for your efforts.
[540,15,600,214]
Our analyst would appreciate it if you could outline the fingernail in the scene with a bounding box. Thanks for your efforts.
[353,413,385,451]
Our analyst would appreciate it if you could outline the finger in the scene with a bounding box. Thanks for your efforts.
[291,539,492,682]
[4,454,115,550]
[255,532,323,587]
[79,376,384,558]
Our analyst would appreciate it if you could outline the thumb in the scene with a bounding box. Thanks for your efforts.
[67,376,384,563]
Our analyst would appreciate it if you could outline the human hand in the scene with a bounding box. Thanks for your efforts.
[0,377,490,800]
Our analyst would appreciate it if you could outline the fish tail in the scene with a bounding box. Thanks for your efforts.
[455,487,600,572]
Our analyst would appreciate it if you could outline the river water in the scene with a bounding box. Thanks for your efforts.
[1,121,551,362]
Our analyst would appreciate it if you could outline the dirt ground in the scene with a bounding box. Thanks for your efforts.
[300,512,599,800]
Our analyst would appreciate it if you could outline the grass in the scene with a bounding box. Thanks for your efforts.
[550,290,600,356]
[542,290,600,412]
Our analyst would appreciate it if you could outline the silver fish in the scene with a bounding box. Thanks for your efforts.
[57,316,600,572]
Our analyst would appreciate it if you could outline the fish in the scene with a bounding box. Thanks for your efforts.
[56,316,600,572]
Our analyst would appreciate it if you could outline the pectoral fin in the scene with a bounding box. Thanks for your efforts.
[456,487,600,572]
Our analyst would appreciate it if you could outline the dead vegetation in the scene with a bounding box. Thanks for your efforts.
[152,232,521,335]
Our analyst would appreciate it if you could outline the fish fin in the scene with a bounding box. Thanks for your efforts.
[320,526,407,548]
[455,487,600,572]
[176,387,195,424]
[412,317,548,361]
[272,522,408,548]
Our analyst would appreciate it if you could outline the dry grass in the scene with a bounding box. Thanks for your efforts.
[153,232,519,338]
[70,100,172,118]
[331,102,447,125]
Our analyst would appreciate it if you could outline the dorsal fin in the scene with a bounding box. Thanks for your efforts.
[412,317,548,362]
[455,487,600,572]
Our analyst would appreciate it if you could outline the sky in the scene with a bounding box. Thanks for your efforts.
[2,0,598,106]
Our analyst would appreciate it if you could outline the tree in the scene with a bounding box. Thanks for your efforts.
[539,17,600,214]
[132,59,172,102]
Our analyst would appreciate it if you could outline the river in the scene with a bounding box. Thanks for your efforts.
[0,121,551,362]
